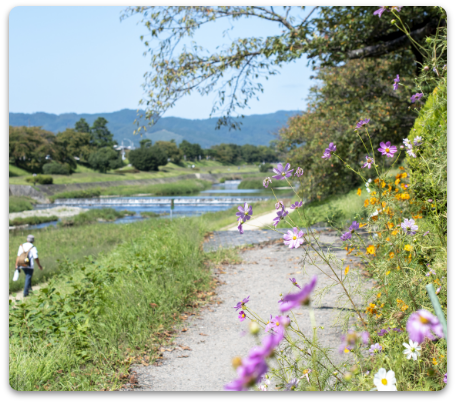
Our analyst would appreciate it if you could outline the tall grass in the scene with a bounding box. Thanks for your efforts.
[9,218,212,391]
[9,196,36,213]
[58,208,135,227]
[10,215,59,227]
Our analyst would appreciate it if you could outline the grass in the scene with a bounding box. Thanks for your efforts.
[10,215,59,227]
[49,189,102,202]
[140,211,161,218]
[9,196,36,213]
[59,208,135,227]
[238,177,268,189]
[9,162,260,185]
[9,218,214,391]
[9,164,31,177]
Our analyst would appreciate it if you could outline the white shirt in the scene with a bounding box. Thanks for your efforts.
[17,242,39,269]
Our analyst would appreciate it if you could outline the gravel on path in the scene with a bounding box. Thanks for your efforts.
[131,231,371,391]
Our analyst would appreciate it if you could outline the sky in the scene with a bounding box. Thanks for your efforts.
[9,6,316,119]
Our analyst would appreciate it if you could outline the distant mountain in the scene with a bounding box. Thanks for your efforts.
[9,109,300,148]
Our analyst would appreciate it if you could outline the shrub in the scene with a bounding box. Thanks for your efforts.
[88,147,124,173]
[25,175,53,185]
[259,163,273,173]
[128,144,167,171]
[43,162,71,175]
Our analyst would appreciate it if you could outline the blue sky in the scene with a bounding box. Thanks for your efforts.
[9,6,315,119]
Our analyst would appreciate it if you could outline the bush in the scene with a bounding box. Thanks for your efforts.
[128,144,167,171]
[25,175,53,185]
[259,164,273,173]
[88,147,124,173]
[43,162,71,175]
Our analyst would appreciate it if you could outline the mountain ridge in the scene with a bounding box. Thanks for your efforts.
[9,109,300,147]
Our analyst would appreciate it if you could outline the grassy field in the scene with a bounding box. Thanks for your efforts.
[9,162,259,185]
[9,196,36,213]
[58,208,135,227]
[9,218,216,391]
[10,215,59,227]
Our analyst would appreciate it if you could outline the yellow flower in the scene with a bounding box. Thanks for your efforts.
[432,357,438,366]
[344,266,350,275]
[404,244,413,252]
[389,252,395,259]
[370,197,378,205]
[388,184,392,192]
[364,199,369,208]
[401,193,410,200]
[357,188,362,196]
[395,178,401,185]
[366,303,378,315]
[387,222,394,229]
[401,183,407,189]
[434,278,441,286]
[366,245,376,255]
[377,292,382,299]
[399,166,405,171]
[371,191,377,196]
[401,172,408,179]
[392,230,398,236]
[401,304,409,312]
[397,299,404,306]
[386,271,391,276]
[381,181,386,188]
[386,237,390,242]
[344,348,350,353]
[412,214,422,220]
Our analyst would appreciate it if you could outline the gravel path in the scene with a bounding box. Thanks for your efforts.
[9,206,88,221]
[131,231,371,391]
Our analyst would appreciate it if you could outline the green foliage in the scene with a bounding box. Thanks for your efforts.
[43,161,71,175]
[259,164,272,173]
[128,144,167,171]
[49,188,101,202]
[9,218,212,391]
[90,117,116,148]
[9,196,35,213]
[179,139,204,161]
[10,215,59,227]
[140,211,161,218]
[88,147,124,173]
[25,175,53,185]
[74,118,90,133]
[59,208,135,227]
[56,129,94,162]
[155,140,184,163]
[238,178,266,189]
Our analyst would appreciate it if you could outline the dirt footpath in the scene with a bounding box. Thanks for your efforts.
[131,232,370,391]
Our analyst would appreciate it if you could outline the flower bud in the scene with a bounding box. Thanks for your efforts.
[426,37,432,43]
[391,19,396,24]
[344,372,352,381]
[232,356,243,369]
[423,66,429,71]
[249,321,260,335]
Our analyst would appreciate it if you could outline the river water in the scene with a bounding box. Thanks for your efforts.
[30,180,293,229]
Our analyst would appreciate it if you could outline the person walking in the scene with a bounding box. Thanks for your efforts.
[15,234,43,297]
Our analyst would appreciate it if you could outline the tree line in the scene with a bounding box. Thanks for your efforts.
[9,117,279,175]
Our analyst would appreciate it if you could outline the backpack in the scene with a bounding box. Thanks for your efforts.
[17,244,34,268]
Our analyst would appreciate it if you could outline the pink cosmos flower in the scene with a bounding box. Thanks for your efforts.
[363,155,374,168]
[234,296,250,311]
[321,142,336,159]
[290,201,303,210]
[275,200,284,210]
[373,7,387,17]
[224,355,268,391]
[279,275,317,312]
[272,163,294,181]
[283,227,305,249]
[378,141,398,157]
[356,118,370,129]
[238,311,247,322]
[294,167,304,177]
[273,209,288,227]
[236,202,252,221]
[406,309,444,344]
[264,315,286,338]
[410,93,424,103]
[401,218,418,235]
[289,278,301,289]
[393,74,400,90]
[321,151,331,160]
[263,177,272,188]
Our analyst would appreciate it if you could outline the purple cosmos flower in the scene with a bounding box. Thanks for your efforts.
[373,7,387,17]
[339,330,370,354]
[289,278,301,289]
[238,310,247,322]
[250,331,284,361]
[272,163,294,181]
[436,287,441,295]
[237,220,244,234]
[340,221,360,241]
[410,93,424,103]
[444,373,447,384]
[275,200,284,210]
[279,275,317,312]
[283,227,305,249]
[378,141,398,157]
[263,177,272,188]
[406,309,444,344]
[224,355,268,391]
[356,118,371,129]
[377,328,390,337]
[406,149,417,158]
[294,167,304,177]
[369,343,382,356]
[234,296,250,311]
[426,269,436,277]
[413,136,423,146]
[401,218,418,235]
[321,151,331,160]
[393,74,400,91]
[290,201,303,210]
[392,328,403,333]
[264,315,286,338]
[363,155,374,169]
[285,378,299,391]
[391,6,402,12]
[236,202,252,222]
[273,209,288,227]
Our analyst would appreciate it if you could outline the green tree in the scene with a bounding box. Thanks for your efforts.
[90,117,116,148]
[74,118,91,133]
[179,140,204,161]
[122,6,443,131]
[139,138,153,148]
[128,144,167,171]
[155,140,184,164]
[88,147,123,173]
[56,129,94,162]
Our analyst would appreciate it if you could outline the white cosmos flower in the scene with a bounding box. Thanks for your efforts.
[402,339,421,361]
[373,368,397,391]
